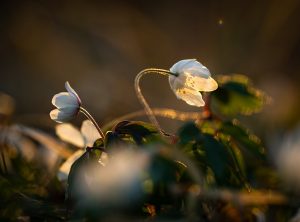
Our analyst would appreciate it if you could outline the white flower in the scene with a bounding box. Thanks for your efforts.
[56,120,103,181]
[169,59,218,107]
[50,81,81,123]
[56,120,100,148]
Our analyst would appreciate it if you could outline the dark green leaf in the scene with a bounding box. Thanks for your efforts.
[220,121,265,159]
[93,138,104,148]
[104,131,124,148]
[211,74,268,116]
[113,121,159,145]
[67,151,89,202]
[201,134,230,183]
[177,122,201,145]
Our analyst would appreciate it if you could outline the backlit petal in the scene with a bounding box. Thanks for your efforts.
[52,92,79,109]
[56,124,85,147]
[173,87,205,107]
[185,74,218,91]
[57,150,85,181]
[81,120,101,146]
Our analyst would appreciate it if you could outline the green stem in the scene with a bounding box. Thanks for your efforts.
[79,107,105,140]
[134,68,176,136]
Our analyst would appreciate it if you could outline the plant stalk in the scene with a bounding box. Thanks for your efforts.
[134,68,175,136]
[80,107,105,140]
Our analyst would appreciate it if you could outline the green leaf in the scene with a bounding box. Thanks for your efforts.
[104,131,124,148]
[211,74,269,116]
[93,138,104,148]
[177,122,201,145]
[113,121,159,145]
[201,134,230,183]
[220,120,265,159]
[146,154,179,205]
[220,138,250,189]
[67,151,89,201]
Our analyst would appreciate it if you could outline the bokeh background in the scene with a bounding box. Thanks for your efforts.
[0,0,299,135]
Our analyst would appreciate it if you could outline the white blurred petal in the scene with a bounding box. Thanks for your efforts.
[56,123,85,148]
[58,150,85,181]
[81,120,101,147]
[81,149,150,205]
[51,92,79,109]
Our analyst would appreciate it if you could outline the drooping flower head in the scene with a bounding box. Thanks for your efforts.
[50,81,82,123]
[169,59,218,107]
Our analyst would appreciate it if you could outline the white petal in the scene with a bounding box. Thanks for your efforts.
[173,87,205,107]
[50,108,77,123]
[185,74,218,92]
[185,64,211,78]
[169,73,186,91]
[52,92,79,109]
[65,81,81,104]
[81,120,101,147]
[170,59,197,74]
[56,124,85,147]
[57,150,85,181]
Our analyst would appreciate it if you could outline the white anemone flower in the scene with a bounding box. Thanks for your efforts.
[50,81,82,123]
[56,120,106,181]
[169,59,218,107]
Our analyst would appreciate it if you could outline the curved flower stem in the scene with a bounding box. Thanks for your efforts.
[134,68,176,136]
[79,107,105,140]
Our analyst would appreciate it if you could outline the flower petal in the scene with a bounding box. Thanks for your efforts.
[56,123,85,147]
[185,74,218,92]
[173,87,205,107]
[170,59,197,74]
[58,150,85,181]
[65,81,81,105]
[185,64,211,78]
[52,92,79,109]
[50,108,77,123]
[81,120,101,146]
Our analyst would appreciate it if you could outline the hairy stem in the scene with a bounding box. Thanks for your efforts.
[134,68,175,136]
[80,107,105,140]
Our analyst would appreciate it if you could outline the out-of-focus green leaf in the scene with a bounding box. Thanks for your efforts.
[104,131,125,148]
[177,122,246,187]
[220,120,265,159]
[177,122,201,145]
[200,120,220,135]
[201,134,230,183]
[220,138,250,189]
[67,151,89,202]
[146,154,179,206]
[93,138,104,148]
[113,121,159,145]
[211,74,269,116]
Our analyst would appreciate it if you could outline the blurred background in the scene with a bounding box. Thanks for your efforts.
[0,0,299,135]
